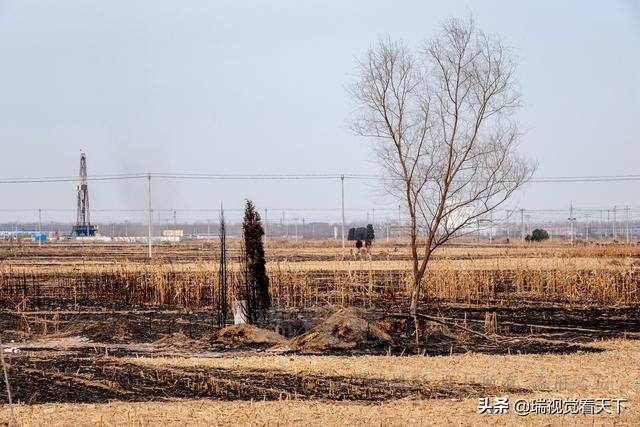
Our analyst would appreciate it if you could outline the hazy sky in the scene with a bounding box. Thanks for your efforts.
[0,0,638,224]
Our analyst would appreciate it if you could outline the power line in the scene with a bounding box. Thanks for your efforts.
[529,175,640,183]
[0,207,403,213]
[1,172,640,184]
[151,173,346,180]
[0,174,147,184]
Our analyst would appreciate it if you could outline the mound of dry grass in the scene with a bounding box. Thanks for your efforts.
[291,307,391,353]
[207,324,287,348]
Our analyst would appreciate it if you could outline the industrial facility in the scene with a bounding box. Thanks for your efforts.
[71,151,97,237]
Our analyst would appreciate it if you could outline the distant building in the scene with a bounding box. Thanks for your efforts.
[163,229,184,238]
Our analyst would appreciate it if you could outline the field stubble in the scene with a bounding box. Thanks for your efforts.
[1,241,639,425]
[0,241,638,310]
[3,339,639,426]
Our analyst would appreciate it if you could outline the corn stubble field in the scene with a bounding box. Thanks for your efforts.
[1,239,639,426]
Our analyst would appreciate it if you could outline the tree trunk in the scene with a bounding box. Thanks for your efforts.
[409,271,424,350]
[409,269,424,317]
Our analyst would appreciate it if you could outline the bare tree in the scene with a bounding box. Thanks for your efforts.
[351,17,536,318]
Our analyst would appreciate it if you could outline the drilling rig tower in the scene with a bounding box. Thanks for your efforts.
[71,151,98,237]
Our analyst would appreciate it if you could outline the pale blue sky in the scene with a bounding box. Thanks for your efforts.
[0,0,638,223]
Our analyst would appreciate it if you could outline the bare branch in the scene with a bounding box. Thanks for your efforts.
[350,17,536,317]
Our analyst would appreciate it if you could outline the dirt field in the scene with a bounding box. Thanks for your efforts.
[3,340,638,426]
[1,240,639,425]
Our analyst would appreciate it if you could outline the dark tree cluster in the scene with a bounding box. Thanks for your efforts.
[526,228,550,242]
[347,227,365,241]
[349,224,375,250]
[365,224,375,247]
[240,200,270,323]
[348,224,375,242]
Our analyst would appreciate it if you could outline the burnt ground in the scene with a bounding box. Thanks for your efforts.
[428,303,639,335]
[4,353,530,404]
[379,302,639,356]
[1,303,638,353]
[0,302,637,405]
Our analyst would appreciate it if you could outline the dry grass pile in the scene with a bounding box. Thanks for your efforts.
[207,324,287,348]
[292,307,391,352]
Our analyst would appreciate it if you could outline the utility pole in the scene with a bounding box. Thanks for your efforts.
[585,214,590,241]
[173,210,177,228]
[626,206,630,244]
[506,210,510,241]
[285,211,290,237]
[263,208,268,243]
[340,175,345,256]
[489,212,493,244]
[207,219,211,237]
[302,217,305,239]
[372,208,375,227]
[282,211,285,237]
[568,202,576,244]
[613,205,617,241]
[520,209,525,241]
[398,204,402,241]
[147,174,152,258]
[38,208,42,246]
[125,220,128,238]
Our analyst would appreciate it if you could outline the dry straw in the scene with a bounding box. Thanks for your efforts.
[0,242,638,311]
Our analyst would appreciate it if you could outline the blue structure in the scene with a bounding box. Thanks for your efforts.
[71,225,97,237]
